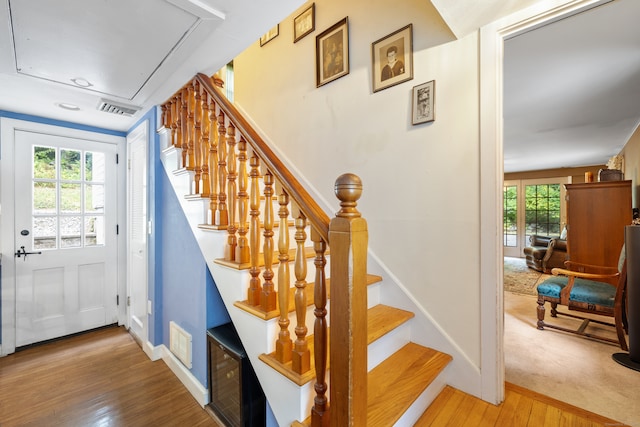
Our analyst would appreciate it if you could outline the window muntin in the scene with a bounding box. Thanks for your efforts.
[32,145,106,250]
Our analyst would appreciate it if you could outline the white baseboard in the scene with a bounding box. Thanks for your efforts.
[160,344,209,407]
[143,340,163,361]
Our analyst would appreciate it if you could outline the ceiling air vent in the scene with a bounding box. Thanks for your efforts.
[97,99,141,116]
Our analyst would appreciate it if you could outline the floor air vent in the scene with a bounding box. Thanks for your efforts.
[97,99,141,116]
[169,321,192,368]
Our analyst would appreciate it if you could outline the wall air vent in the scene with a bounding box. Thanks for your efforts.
[97,99,141,116]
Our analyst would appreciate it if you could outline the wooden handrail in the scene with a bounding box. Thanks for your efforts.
[162,74,369,426]
[195,73,331,242]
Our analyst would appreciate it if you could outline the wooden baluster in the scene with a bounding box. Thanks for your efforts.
[215,110,228,227]
[261,171,276,312]
[160,104,168,129]
[200,91,211,197]
[208,102,219,224]
[180,89,188,168]
[186,84,195,173]
[235,137,249,264]
[225,123,237,261]
[276,190,292,363]
[292,212,310,374]
[192,80,202,194]
[311,229,329,427]
[171,96,179,149]
[329,173,367,426]
[247,154,261,305]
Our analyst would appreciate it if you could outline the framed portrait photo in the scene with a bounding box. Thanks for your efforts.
[294,3,315,43]
[316,17,349,87]
[260,24,279,47]
[412,80,435,125]
[371,24,413,93]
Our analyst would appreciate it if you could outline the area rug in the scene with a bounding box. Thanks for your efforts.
[503,257,551,296]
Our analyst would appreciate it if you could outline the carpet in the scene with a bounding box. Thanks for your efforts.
[505,292,640,426]
[503,257,551,296]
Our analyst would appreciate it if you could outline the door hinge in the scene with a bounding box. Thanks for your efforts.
[117,295,119,305]
[116,153,119,164]
[116,224,119,235]
[127,296,131,307]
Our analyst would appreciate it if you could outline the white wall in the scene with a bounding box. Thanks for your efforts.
[234,0,483,366]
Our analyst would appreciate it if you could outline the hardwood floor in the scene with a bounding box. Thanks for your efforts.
[1,325,631,427]
[416,383,629,427]
[0,325,220,427]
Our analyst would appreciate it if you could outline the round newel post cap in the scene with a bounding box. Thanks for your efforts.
[334,173,362,218]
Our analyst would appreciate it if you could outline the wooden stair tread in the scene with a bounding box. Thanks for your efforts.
[234,274,382,320]
[367,343,452,426]
[367,304,414,343]
[259,304,413,386]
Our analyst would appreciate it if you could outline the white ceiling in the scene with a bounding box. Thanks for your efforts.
[0,0,305,131]
[503,0,640,172]
[0,0,638,173]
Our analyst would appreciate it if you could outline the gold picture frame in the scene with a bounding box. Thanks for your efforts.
[371,24,413,93]
[315,17,349,87]
[294,3,315,43]
[260,24,279,47]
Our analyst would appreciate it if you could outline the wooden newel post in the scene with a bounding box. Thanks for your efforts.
[329,173,368,426]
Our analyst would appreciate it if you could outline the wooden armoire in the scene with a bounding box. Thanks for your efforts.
[565,180,632,268]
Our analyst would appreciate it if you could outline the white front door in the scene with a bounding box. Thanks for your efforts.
[14,131,119,347]
[127,121,148,344]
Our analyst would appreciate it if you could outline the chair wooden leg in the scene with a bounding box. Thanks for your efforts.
[550,302,558,318]
[536,297,546,330]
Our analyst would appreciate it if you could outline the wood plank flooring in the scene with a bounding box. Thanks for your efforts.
[1,325,631,427]
[0,325,219,427]
[416,382,630,427]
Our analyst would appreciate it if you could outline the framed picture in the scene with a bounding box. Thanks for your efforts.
[412,80,435,125]
[316,17,349,87]
[371,24,413,93]
[294,3,315,43]
[260,24,279,47]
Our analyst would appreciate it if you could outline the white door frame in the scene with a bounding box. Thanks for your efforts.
[0,117,126,355]
[126,119,149,346]
[479,0,610,403]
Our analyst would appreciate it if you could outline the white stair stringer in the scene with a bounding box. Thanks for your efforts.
[160,144,317,425]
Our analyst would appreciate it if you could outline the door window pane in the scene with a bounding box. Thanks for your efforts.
[86,151,105,182]
[60,149,81,181]
[84,216,104,246]
[60,216,82,248]
[33,146,56,179]
[85,184,105,213]
[33,181,56,214]
[33,216,57,250]
[61,183,81,213]
[503,185,517,247]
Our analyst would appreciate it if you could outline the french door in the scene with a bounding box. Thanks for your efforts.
[14,131,119,347]
[503,177,569,258]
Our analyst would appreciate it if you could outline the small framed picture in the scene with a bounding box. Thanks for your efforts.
[316,17,349,87]
[371,24,413,93]
[412,80,435,125]
[294,3,315,43]
[260,24,279,47]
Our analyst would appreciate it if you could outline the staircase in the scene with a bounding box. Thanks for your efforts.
[157,73,454,426]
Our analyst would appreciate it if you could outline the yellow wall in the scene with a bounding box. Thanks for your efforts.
[621,125,640,208]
